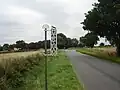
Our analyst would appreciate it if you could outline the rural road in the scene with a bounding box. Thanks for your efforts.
[66,50,120,90]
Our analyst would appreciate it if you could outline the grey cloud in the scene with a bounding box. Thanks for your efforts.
[0,0,71,44]
[0,21,21,26]
[67,27,87,39]
[0,0,97,44]
[12,0,70,28]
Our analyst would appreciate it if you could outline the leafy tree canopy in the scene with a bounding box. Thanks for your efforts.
[82,0,120,56]
[3,44,9,50]
[80,32,99,48]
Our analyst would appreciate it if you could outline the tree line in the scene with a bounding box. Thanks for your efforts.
[0,32,105,52]
[0,33,80,52]
[58,33,103,48]
[0,40,51,51]
[0,32,106,52]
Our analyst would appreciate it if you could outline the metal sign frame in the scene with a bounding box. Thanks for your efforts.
[42,24,57,90]
[50,26,57,55]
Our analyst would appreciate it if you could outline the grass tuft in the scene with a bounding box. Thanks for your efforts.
[76,48,120,64]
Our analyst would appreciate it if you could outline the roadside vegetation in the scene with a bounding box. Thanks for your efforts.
[17,51,83,90]
[0,51,83,90]
[0,51,43,90]
[47,52,83,90]
[77,47,120,64]
[0,32,83,90]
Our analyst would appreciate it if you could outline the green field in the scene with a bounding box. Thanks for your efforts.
[77,48,120,64]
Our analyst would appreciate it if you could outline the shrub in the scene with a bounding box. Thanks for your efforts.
[0,53,43,90]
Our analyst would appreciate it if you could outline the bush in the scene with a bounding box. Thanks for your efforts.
[0,53,43,90]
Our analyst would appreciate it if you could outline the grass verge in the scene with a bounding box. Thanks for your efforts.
[76,48,120,64]
[15,51,83,90]
[47,52,83,90]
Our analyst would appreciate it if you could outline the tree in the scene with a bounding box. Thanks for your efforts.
[57,33,67,49]
[38,40,50,49]
[79,36,86,47]
[3,44,9,50]
[57,34,79,48]
[100,43,105,47]
[16,40,26,50]
[82,0,120,56]
[66,38,72,48]
[9,44,15,51]
[80,33,99,48]
[78,43,85,48]
[28,42,36,49]
[71,38,79,47]
[27,40,50,50]
[0,45,3,51]
[37,41,42,48]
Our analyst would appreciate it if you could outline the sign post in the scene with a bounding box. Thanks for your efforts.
[42,24,49,90]
[42,24,57,90]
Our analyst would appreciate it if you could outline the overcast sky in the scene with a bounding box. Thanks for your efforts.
[0,0,108,45]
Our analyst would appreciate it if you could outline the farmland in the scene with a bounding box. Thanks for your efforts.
[0,50,43,89]
[0,51,41,60]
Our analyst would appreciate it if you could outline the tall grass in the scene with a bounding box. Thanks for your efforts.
[77,48,120,64]
[0,52,43,90]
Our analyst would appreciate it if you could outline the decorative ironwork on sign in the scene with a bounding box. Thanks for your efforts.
[51,26,57,55]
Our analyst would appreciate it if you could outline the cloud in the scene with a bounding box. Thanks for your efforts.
[0,0,97,44]
[7,6,46,24]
